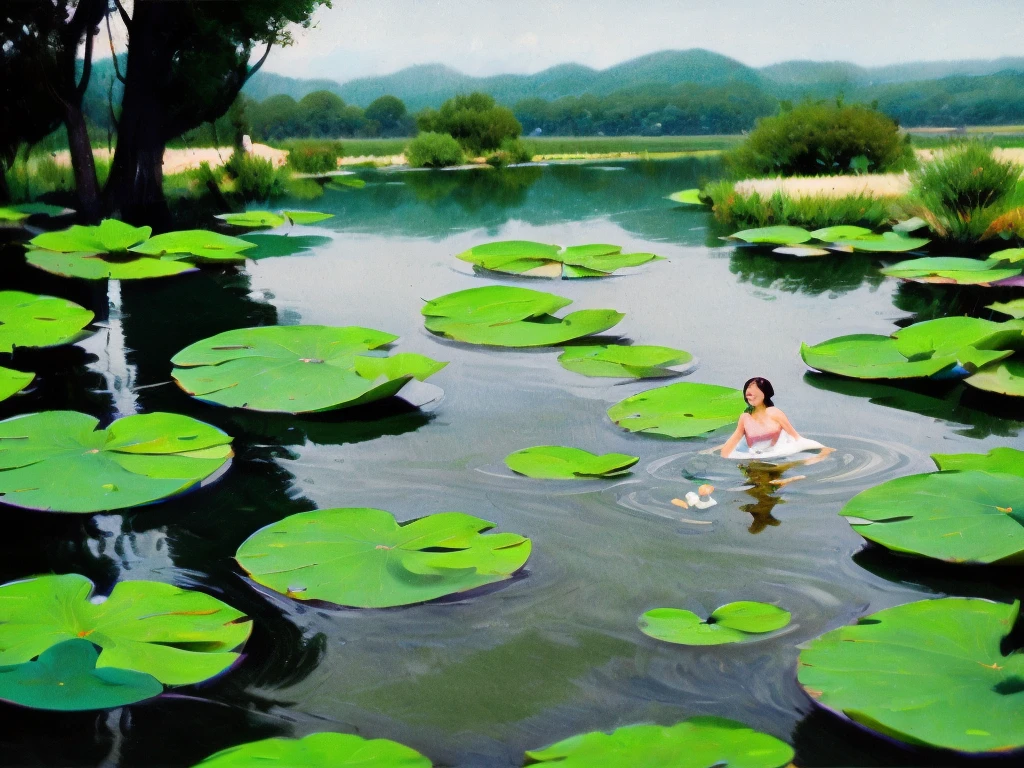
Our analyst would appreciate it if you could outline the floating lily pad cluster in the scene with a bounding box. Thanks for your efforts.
[422,286,623,347]
[799,597,1024,754]
[839,447,1024,564]
[456,240,662,278]
[25,218,257,279]
[216,210,334,228]
[505,446,638,479]
[608,382,746,437]
[882,249,1024,286]
[0,411,233,513]
[0,203,70,223]
[236,508,531,608]
[0,574,251,710]
[801,315,1024,396]
[192,733,431,768]
[728,225,930,256]
[639,602,791,646]
[558,344,693,378]
[0,290,95,404]
[171,325,446,414]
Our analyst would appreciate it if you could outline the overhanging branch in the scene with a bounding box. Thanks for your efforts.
[245,42,273,84]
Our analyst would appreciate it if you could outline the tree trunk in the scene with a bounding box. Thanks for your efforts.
[64,104,101,220]
[0,165,9,205]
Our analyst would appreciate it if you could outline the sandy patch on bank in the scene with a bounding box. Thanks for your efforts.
[51,144,288,175]
[735,173,913,199]
[339,154,406,166]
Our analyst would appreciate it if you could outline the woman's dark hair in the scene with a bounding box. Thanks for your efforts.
[742,377,775,411]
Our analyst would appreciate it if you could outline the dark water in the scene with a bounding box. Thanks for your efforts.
[2,160,1023,767]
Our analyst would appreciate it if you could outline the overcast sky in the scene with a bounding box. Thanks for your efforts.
[253,0,1024,82]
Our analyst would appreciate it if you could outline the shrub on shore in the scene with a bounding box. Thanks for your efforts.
[406,132,465,168]
[705,180,895,230]
[726,101,915,178]
[282,140,344,174]
[485,138,533,167]
[224,150,286,200]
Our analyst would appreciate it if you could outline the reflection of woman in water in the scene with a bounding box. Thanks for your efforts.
[715,377,833,479]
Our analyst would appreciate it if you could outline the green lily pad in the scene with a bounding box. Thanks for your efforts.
[236,508,531,608]
[990,248,1024,264]
[283,210,334,225]
[933,447,1024,478]
[840,470,1024,564]
[505,446,639,479]
[831,232,930,252]
[557,344,693,378]
[525,716,794,767]
[25,250,198,280]
[811,225,874,241]
[729,226,813,245]
[327,176,367,189]
[191,733,431,768]
[0,204,67,222]
[638,602,791,646]
[892,317,1024,360]
[800,334,1009,380]
[215,211,287,228]
[0,639,163,711]
[0,573,251,686]
[882,257,1021,285]
[0,410,233,513]
[0,367,34,403]
[0,207,30,222]
[456,241,661,279]
[423,286,622,347]
[171,325,446,414]
[237,234,332,260]
[29,219,152,253]
[667,188,705,205]
[608,382,745,438]
[988,299,1024,319]
[130,230,255,262]
[798,597,1024,753]
[0,291,94,353]
[965,357,1024,396]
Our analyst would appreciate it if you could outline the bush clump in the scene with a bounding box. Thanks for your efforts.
[907,140,1024,243]
[283,140,344,174]
[726,101,916,178]
[486,138,533,167]
[225,150,285,200]
[705,180,895,230]
[406,132,465,168]
[417,93,522,155]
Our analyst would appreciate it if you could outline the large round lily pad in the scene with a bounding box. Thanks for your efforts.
[0,367,33,403]
[966,357,1024,397]
[171,326,446,414]
[728,226,812,245]
[558,344,693,378]
[0,291,94,353]
[29,219,151,253]
[933,447,1024,478]
[608,382,745,438]
[0,410,233,513]
[830,232,930,252]
[882,256,1021,285]
[798,597,1024,753]
[25,251,199,280]
[457,240,662,279]
[422,286,623,347]
[505,446,639,479]
[236,508,531,608]
[0,639,163,711]
[0,573,252,686]
[525,716,794,767]
[989,299,1024,319]
[192,733,431,768]
[840,470,1024,564]
[129,230,255,262]
[810,225,873,241]
[638,602,791,646]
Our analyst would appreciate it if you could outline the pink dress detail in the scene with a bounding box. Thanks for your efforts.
[743,416,782,447]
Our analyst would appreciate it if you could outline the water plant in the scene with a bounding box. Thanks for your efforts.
[706,180,895,231]
[798,597,1024,753]
[557,344,693,378]
[236,508,531,608]
[0,291,94,352]
[0,574,251,687]
[192,733,431,768]
[639,602,791,646]
[422,285,623,347]
[525,717,794,767]
[0,202,69,223]
[505,446,639,479]
[0,411,233,513]
[171,326,446,414]
[0,367,33,403]
[881,250,1024,286]
[456,240,662,279]
[989,298,1024,319]
[667,188,705,205]
[608,382,745,437]
[727,225,929,253]
[216,210,334,228]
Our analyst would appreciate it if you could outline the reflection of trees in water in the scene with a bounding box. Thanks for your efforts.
[804,372,1024,440]
[737,462,786,534]
[893,280,1022,323]
[729,248,884,297]
[403,166,544,211]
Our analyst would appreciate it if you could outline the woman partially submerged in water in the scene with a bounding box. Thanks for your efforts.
[715,377,833,482]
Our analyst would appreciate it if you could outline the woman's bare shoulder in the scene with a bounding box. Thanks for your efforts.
[766,406,787,418]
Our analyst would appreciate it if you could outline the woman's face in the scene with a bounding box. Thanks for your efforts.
[745,382,765,407]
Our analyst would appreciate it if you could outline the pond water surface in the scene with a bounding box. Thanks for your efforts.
[2,160,1023,767]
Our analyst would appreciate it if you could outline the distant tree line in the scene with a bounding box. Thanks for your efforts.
[245,92,416,141]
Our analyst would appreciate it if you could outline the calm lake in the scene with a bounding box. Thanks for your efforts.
[2,159,1023,767]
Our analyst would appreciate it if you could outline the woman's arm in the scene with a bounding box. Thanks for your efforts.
[769,407,800,439]
[718,416,747,457]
